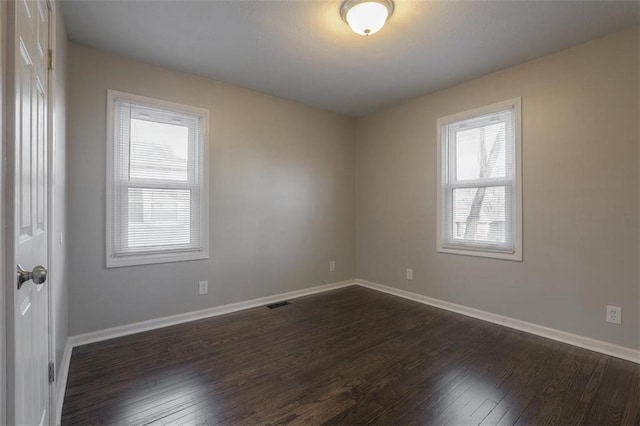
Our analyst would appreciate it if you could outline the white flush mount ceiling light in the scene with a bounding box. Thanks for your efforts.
[341,0,394,36]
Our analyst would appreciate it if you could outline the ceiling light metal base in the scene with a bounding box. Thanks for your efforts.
[340,0,394,23]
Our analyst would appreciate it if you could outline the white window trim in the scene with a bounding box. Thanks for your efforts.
[436,98,522,261]
[105,89,210,268]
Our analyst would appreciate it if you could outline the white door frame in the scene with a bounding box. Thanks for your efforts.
[4,0,17,419]
[3,0,56,423]
[45,0,57,423]
[1,0,8,424]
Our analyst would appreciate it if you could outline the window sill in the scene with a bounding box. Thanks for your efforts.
[106,250,209,268]
[437,245,522,261]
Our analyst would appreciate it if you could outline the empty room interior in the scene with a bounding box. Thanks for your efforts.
[1,0,640,425]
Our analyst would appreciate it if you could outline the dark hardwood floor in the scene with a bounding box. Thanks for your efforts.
[62,286,640,425]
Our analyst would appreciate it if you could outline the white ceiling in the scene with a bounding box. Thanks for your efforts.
[62,0,639,117]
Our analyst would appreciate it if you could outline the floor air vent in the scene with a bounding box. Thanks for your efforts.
[267,301,290,309]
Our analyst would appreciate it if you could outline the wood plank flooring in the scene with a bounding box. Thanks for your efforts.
[61,286,640,425]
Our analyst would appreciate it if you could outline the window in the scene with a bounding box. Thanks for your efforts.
[437,98,522,261]
[106,90,209,267]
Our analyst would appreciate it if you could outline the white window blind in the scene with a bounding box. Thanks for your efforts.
[437,99,522,260]
[106,90,209,267]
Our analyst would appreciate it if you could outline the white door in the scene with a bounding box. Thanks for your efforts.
[9,0,51,424]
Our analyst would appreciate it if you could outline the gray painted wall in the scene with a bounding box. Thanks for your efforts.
[67,44,356,335]
[67,27,639,351]
[355,27,640,350]
[52,4,69,373]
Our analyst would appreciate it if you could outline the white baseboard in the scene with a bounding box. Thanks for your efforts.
[66,278,640,363]
[68,279,358,348]
[55,339,72,426]
[357,279,640,364]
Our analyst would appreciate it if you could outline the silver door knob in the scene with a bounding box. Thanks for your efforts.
[17,264,47,289]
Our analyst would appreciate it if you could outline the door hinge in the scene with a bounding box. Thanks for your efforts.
[48,362,55,383]
[48,49,54,71]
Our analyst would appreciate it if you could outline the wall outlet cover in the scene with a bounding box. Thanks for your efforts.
[199,281,209,295]
[406,268,413,280]
[606,305,621,325]
[329,261,336,272]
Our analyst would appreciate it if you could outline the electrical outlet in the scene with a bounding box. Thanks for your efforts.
[606,305,621,325]
[329,260,335,272]
[406,268,413,281]
[199,281,209,295]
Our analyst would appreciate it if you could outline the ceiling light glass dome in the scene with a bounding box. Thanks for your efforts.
[341,0,394,36]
